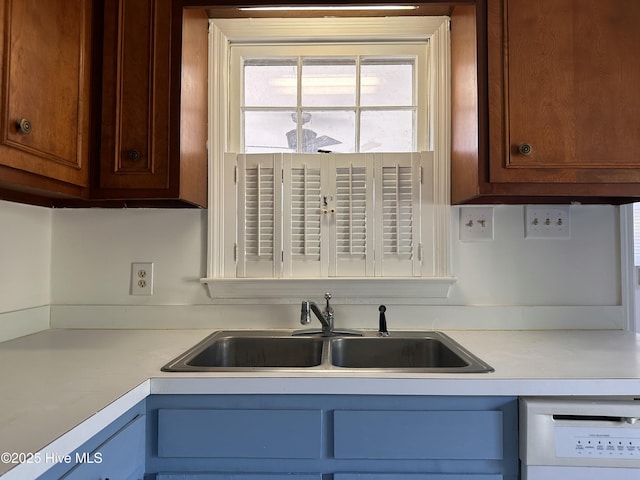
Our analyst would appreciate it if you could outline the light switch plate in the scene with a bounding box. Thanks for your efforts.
[525,206,571,239]
[459,207,494,241]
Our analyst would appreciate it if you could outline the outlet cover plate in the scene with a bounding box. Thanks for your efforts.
[131,262,154,295]
[525,206,571,239]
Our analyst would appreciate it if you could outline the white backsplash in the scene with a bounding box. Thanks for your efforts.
[0,200,625,339]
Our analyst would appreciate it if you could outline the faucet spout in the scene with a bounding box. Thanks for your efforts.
[294,293,361,337]
[299,293,334,336]
[300,301,311,325]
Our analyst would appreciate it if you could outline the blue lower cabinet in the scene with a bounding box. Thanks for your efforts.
[334,410,503,460]
[156,473,322,480]
[157,409,322,458]
[146,395,518,480]
[156,475,321,479]
[36,401,146,480]
[60,415,145,480]
[335,475,503,480]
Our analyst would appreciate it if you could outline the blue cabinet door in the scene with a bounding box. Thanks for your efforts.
[60,415,145,480]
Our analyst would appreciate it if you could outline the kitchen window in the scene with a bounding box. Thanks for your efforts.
[232,47,426,154]
[203,17,454,303]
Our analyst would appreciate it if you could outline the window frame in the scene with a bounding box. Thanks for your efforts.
[203,16,455,304]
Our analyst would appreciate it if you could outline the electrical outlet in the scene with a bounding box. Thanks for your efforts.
[459,207,494,241]
[131,262,154,295]
[525,206,571,239]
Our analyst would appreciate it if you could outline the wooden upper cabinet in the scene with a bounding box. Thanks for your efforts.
[96,0,208,207]
[0,0,92,199]
[491,0,640,187]
[490,0,640,184]
[452,0,640,203]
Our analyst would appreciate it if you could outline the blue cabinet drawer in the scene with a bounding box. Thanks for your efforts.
[157,408,322,458]
[333,410,503,459]
[335,475,502,480]
[156,475,321,479]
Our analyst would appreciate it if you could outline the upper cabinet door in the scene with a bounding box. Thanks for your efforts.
[0,0,92,191]
[99,0,171,191]
[488,0,640,184]
[96,0,208,207]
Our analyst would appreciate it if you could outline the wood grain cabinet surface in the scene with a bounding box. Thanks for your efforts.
[452,0,640,203]
[0,0,92,201]
[95,0,208,207]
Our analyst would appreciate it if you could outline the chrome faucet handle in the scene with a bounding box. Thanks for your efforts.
[300,301,311,325]
[324,292,333,314]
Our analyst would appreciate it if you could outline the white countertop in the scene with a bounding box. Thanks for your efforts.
[1,328,640,478]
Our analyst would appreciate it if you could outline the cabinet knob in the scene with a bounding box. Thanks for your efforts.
[16,118,32,135]
[126,149,141,161]
[518,143,533,156]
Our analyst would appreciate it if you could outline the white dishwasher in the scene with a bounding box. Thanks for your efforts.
[520,397,640,479]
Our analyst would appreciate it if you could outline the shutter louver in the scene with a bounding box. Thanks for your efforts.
[335,164,368,257]
[382,163,414,258]
[290,165,322,259]
[237,154,282,277]
[245,165,275,258]
[283,154,327,277]
[634,203,640,266]
[374,152,423,277]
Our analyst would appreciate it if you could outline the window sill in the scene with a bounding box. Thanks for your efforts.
[201,277,456,304]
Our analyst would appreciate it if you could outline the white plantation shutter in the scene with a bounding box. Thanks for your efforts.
[233,152,429,278]
[331,154,375,276]
[236,154,282,278]
[634,203,640,265]
[283,155,325,277]
[375,152,424,277]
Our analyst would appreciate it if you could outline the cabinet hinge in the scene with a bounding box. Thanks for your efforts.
[233,243,238,262]
[234,165,238,184]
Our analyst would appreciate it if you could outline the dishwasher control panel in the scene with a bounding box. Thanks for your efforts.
[555,425,640,458]
[521,397,640,469]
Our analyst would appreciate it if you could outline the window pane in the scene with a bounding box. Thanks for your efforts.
[244,110,297,153]
[361,59,414,107]
[299,110,356,153]
[244,59,297,107]
[302,58,356,107]
[360,110,414,152]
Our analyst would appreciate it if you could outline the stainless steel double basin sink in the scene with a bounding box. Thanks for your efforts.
[162,330,494,373]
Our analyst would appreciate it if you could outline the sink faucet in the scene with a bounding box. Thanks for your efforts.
[300,292,334,336]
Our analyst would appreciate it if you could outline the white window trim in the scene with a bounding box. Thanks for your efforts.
[202,16,455,304]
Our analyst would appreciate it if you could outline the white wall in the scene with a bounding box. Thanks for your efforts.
[47,204,624,331]
[0,201,51,341]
